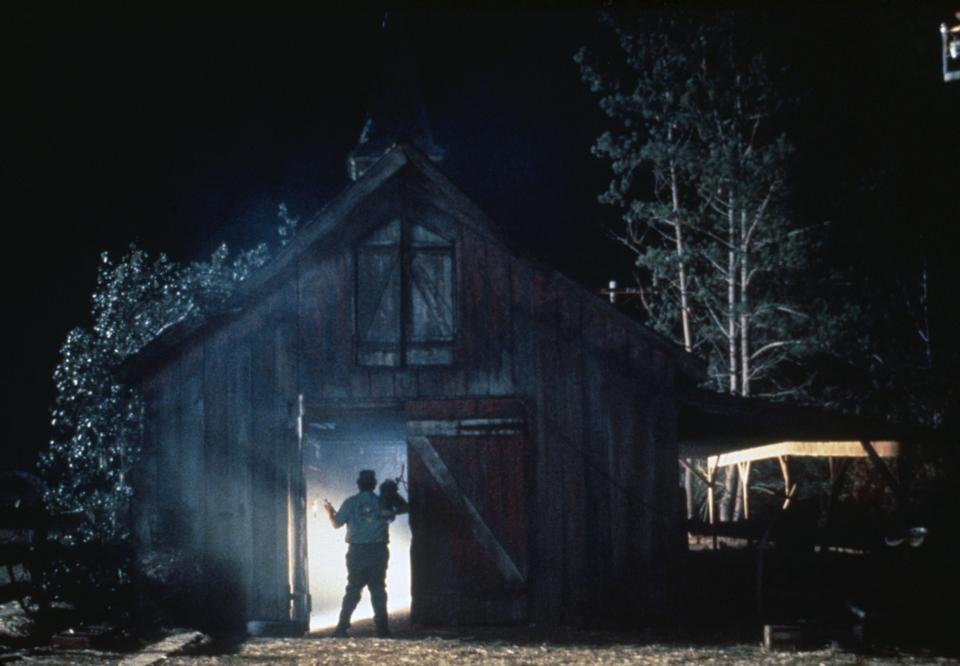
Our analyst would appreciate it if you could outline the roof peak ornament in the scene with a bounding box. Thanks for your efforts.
[347,11,444,181]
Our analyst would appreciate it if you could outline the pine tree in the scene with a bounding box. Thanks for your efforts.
[576,14,703,353]
[577,12,819,401]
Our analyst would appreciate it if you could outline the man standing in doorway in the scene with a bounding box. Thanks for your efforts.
[323,469,406,638]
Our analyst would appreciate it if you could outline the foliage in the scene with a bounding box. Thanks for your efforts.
[577,12,863,521]
[39,236,270,617]
[43,243,268,538]
[277,202,301,247]
[576,12,835,403]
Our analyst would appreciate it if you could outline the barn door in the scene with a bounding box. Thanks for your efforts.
[406,400,528,625]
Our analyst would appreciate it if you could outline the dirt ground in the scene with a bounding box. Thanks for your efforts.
[10,636,960,666]
[4,613,958,666]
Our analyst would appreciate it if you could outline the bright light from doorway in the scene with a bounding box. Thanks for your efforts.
[306,488,412,632]
[302,415,410,634]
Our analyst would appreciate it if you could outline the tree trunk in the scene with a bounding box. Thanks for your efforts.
[739,209,751,398]
[727,196,738,394]
[719,466,738,522]
[669,137,693,354]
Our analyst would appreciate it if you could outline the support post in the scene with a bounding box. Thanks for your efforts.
[738,460,752,520]
[777,455,792,510]
[825,457,850,530]
[706,457,718,550]
[860,440,905,508]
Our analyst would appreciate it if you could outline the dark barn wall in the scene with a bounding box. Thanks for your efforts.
[506,249,680,624]
[131,153,684,628]
[134,278,302,627]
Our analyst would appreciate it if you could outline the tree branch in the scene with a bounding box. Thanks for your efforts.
[750,339,798,361]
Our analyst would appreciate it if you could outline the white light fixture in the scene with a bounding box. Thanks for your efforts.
[942,18,960,82]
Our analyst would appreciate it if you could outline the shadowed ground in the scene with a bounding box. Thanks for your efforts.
[6,610,957,665]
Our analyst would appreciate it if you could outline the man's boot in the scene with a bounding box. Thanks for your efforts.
[371,585,390,637]
[334,583,361,637]
[333,608,352,637]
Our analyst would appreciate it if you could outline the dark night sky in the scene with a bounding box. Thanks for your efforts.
[2,7,958,470]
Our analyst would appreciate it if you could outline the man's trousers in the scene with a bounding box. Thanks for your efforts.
[337,542,389,633]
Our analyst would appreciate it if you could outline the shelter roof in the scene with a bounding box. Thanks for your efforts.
[678,387,950,460]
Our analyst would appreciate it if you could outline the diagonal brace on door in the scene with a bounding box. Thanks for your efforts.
[408,436,525,585]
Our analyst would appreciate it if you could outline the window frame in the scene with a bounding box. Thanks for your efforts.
[354,218,457,367]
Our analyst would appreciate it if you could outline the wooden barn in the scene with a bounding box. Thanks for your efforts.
[123,139,705,633]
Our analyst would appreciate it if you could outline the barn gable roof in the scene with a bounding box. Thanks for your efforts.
[124,142,704,380]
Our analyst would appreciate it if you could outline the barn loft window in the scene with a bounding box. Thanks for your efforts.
[356,218,455,366]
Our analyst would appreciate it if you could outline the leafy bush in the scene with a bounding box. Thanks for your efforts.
[39,237,274,620]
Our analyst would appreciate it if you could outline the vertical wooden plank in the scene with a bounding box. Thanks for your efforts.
[155,361,181,546]
[408,432,456,622]
[581,320,657,619]
[274,282,300,623]
[393,367,418,398]
[291,260,309,626]
[613,364,645,612]
[461,230,491,396]
[350,366,372,398]
[555,290,587,623]
[291,394,309,626]
[485,240,514,396]
[201,328,248,628]
[250,308,281,620]
[581,340,613,617]
[331,252,355,399]
[624,336,656,606]
[203,331,227,562]
[134,382,161,547]
[511,258,564,624]
[230,333,255,620]
[506,259,543,620]
[369,368,395,398]
[297,257,327,399]
[178,344,205,553]
[649,347,680,612]
[414,367,442,398]
[416,366,466,399]
[301,252,352,400]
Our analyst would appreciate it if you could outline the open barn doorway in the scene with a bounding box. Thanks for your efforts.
[302,410,411,632]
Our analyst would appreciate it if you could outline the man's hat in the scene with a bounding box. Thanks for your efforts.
[358,469,377,484]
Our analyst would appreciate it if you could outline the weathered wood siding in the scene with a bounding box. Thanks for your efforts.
[132,153,683,628]
[134,277,302,627]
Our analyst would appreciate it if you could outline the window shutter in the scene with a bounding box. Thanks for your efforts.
[356,220,402,366]
[354,220,455,367]
[406,224,455,365]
